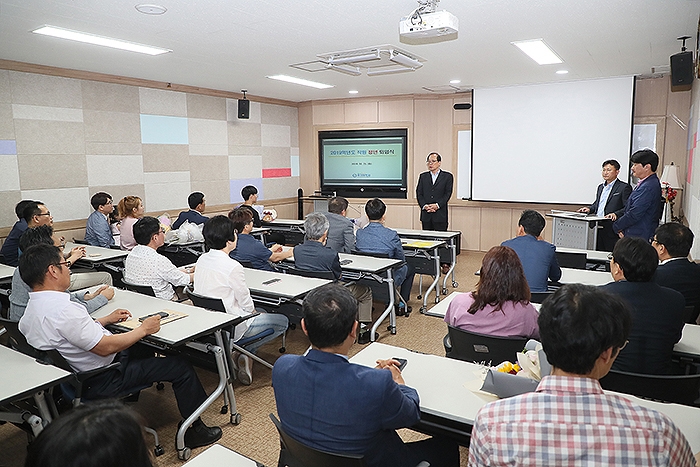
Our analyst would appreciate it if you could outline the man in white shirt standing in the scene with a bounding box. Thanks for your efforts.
[18,243,222,449]
[124,216,193,300]
[194,215,288,385]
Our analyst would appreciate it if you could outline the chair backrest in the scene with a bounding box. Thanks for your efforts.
[445,325,528,365]
[530,291,554,304]
[269,414,366,467]
[599,369,700,406]
[682,305,696,324]
[555,251,587,270]
[0,288,10,319]
[184,286,227,313]
[238,260,255,269]
[120,279,156,297]
[287,267,336,281]
[72,238,89,245]
[0,317,45,359]
[351,249,390,259]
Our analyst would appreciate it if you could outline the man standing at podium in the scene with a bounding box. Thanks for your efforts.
[416,152,453,232]
[578,159,632,251]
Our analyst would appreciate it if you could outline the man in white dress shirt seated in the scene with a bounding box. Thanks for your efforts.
[194,215,288,385]
[124,216,193,300]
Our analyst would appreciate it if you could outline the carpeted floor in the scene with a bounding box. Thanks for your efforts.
[0,251,485,467]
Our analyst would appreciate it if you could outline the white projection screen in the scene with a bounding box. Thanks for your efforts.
[471,76,635,203]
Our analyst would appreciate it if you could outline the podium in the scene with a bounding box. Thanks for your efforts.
[547,211,607,250]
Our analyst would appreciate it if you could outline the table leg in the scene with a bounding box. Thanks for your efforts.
[420,248,441,312]
[371,270,397,341]
[440,239,458,295]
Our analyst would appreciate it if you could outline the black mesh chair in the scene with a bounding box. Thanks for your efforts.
[443,325,528,365]
[120,279,156,297]
[555,251,587,269]
[530,291,554,304]
[600,369,700,407]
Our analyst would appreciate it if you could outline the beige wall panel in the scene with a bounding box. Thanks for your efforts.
[12,104,83,122]
[479,208,513,250]
[22,187,91,221]
[634,76,668,117]
[312,103,344,125]
[228,121,262,147]
[91,184,146,208]
[663,87,692,184]
[345,101,378,124]
[18,154,88,190]
[413,99,454,193]
[0,70,10,103]
[384,204,414,229]
[449,206,480,251]
[0,154,20,191]
[271,201,298,219]
[186,94,226,120]
[228,145,263,156]
[142,144,190,172]
[261,103,298,126]
[9,71,82,108]
[262,176,300,200]
[85,142,143,155]
[261,124,291,147]
[298,104,316,192]
[139,87,187,117]
[188,118,228,145]
[0,190,21,227]
[189,144,228,156]
[191,179,231,206]
[379,99,413,122]
[189,155,229,181]
[452,95,472,125]
[14,120,85,154]
[229,155,262,179]
[0,103,14,139]
[262,147,291,168]
[540,210,554,243]
[86,155,144,187]
[82,81,140,113]
[83,110,141,143]
[143,171,190,212]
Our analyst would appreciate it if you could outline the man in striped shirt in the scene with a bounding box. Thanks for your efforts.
[468,284,697,467]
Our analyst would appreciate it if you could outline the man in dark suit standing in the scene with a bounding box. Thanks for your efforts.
[613,149,663,242]
[653,222,700,324]
[578,159,632,251]
[416,152,453,231]
[272,283,459,467]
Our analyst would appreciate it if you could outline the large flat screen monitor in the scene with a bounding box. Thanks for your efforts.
[319,128,408,198]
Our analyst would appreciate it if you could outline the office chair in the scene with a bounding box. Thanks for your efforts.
[285,267,336,281]
[529,291,554,304]
[120,278,156,297]
[443,325,528,365]
[0,287,10,320]
[555,251,587,269]
[599,369,700,407]
[71,238,89,245]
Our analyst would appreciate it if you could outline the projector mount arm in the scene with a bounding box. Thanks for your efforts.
[408,0,441,25]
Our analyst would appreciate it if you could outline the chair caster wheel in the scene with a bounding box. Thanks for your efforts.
[390,327,397,335]
[178,447,191,460]
[289,323,296,330]
[420,306,427,313]
[220,404,228,415]
[417,294,422,300]
[452,281,459,288]
[154,445,165,457]
[156,382,164,391]
[279,347,286,353]
[435,297,440,304]
[442,288,448,295]
[231,412,242,425]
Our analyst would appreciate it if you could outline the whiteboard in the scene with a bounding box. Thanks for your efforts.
[471,77,634,204]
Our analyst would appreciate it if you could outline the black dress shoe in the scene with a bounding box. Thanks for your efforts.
[357,330,379,345]
[183,419,222,449]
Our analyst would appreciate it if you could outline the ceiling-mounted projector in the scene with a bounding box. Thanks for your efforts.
[400,10,458,38]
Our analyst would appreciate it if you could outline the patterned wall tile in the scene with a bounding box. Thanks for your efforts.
[261,123,291,147]
[14,120,85,154]
[85,142,143,155]
[0,140,16,154]
[230,178,263,203]
[227,99,261,123]
[0,104,13,139]
[82,80,140,113]
[291,154,300,177]
[189,155,228,181]
[142,144,189,172]
[262,147,291,168]
[229,155,262,179]
[189,144,228,156]
[144,171,191,212]
[9,71,82,108]
[0,191,21,227]
[87,154,144,186]
[12,104,83,122]
[18,154,88,190]
[228,145,262,156]
[84,110,141,143]
[0,154,20,191]
[139,88,187,117]
[141,115,189,144]
[187,94,226,120]
[0,71,11,104]
[261,103,298,126]
[263,176,299,200]
[191,179,230,207]
[227,121,261,147]
[188,118,227,145]
[21,187,91,222]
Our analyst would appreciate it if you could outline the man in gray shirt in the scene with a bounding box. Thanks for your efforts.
[323,197,356,253]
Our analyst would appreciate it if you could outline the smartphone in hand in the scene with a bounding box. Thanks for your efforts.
[392,357,408,371]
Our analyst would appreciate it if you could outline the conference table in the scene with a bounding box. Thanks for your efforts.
[0,344,73,437]
[350,342,700,451]
[265,218,306,245]
[673,324,700,363]
[394,228,461,294]
[182,444,262,467]
[400,238,446,312]
[90,288,240,460]
[556,246,611,263]
[0,263,15,280]
[556,267,612,286]
[243,268,331,307]
[63,241,128,268]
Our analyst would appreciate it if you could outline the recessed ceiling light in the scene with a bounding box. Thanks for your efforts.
[32,25,171,55]
[511,39,562,65]
[556,70,569,74]
[450,79,461,84]
[349,90,359,94]
[135,4,167,15]
[267,75,333,89]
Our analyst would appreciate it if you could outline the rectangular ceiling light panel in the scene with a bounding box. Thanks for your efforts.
[32,25,171,55]
[267,75,333,89]
[511,39,562,65]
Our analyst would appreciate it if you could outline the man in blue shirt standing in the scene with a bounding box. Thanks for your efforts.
[502,210,561,292]
[85,192,115,248]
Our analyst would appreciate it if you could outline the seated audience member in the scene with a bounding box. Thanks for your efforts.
[25,401,154,467]
[118,196,144,251]
[238,185,285,245]
[468,284,696,467]
[501,210,561,292]
[273,283,459,467]
[355,198,415,309]
[9,225,114,322]
[85,192,115,248]
[323,196,356,253]
[653,222,700,324]
[124,216,193,300]
[0,199,34,266]
[445,246,539,339]
[172,191,209,230]
[293,213,373,342]
[194,215,288,385]
[19,244,222,449]
[228,207,292,271]
[601,236,685,374]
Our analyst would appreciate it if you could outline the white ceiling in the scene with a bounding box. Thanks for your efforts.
[0,0,699,103]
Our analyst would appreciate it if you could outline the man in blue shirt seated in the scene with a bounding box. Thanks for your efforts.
[84,192,115,248]
[228,207,292,271]
[172,192,209,230]
[0,199,34,266]
[272,283,459,467]
[355,198,415,310]
[502,210,561,292]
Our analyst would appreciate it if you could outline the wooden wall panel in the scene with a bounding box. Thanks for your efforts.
[452,95,472,125]
[383,204,415,229]
[379,99,414,122]
[634,76,669,117]
[312,103,344,125]
[345,101,378,123]
[449,206,480,251]
[480,208,513,250]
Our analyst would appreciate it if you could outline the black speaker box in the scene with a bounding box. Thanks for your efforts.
[238,99,250,119]
[453,103,472,110]
[670,51,694,92]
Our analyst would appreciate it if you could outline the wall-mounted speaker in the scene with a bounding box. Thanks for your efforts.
[453,103,472,110]
[238,99,250,119]
[670,51,694,92]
